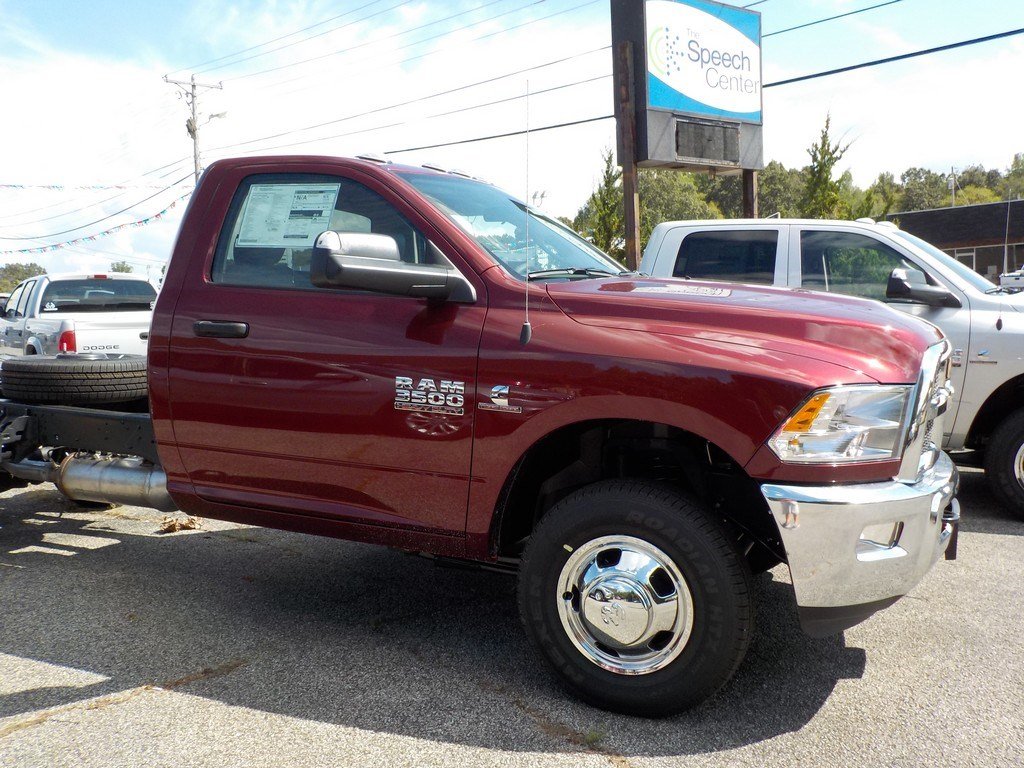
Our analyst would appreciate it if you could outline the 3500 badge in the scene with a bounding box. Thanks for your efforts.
[394,376,465,415]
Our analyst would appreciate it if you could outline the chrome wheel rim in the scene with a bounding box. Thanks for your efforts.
[556,535,694,675]
[1014,443,1024,489]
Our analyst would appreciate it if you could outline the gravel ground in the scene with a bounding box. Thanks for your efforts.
[0,468,1021,767]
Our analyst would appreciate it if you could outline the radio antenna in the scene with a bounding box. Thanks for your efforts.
[520,79,533,345]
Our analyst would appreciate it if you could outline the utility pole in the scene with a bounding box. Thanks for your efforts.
[948,166,957,207]
[613,40,641,272]
[742,170,758,218]
[163,74,224,184]
[1005,189,1014,275]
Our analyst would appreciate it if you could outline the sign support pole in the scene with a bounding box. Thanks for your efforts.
[615,40,642,272]
[742,169,758,218]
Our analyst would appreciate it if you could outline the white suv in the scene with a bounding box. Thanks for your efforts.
[641,218,1024,518]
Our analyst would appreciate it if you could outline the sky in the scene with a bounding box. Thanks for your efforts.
[0,0,1022,277]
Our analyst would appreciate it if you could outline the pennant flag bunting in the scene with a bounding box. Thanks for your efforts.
[0,193,191,255]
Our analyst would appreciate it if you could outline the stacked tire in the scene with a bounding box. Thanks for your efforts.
[0,353,147,406]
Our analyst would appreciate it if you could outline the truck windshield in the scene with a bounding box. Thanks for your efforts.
[396,171,624,279]
[889,230,996,294]
[40,279,156,313]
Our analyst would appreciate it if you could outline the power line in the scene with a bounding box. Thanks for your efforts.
[214,74,611,157]
[333,27,1024,157]
[0,193,190,256]
[209,0,418,76]
[170,0,391,75]
[62,242,168,263]
[0,183,189,190]
[0,162,190,226]
[232,0,598,103]
[142,155,193,178]
[0,183,188,232]
[384,114,613,155]
[0,188,136,225]
[207,45,610,153]
[228,0,546,82]
[765,26,1024,88]
[764,1,902,38]
[0,175,193,241]
[742,1,770,7]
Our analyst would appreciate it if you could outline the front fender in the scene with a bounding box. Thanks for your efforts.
[464,391,788,558]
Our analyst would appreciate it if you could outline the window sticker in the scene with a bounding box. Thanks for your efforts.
[237,183,341,247]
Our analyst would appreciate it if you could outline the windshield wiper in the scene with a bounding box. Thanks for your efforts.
[527,267,627,281]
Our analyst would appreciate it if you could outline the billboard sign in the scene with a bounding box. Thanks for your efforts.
[612,0,764,171]
[645,0,762,123]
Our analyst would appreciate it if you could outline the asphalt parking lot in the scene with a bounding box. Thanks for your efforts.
[1,468,1021,768]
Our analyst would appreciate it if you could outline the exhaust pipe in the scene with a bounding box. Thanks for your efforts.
[1,456,177,512]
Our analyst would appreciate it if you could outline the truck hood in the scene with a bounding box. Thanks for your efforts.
[545,277,943,384]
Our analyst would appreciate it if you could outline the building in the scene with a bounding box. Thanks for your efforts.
[886,199,1024,279]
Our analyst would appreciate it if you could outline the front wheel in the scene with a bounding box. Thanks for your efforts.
[983,410,1024,520]
[517,480,753,716]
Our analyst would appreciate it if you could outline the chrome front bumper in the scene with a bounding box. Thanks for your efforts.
[761,450,959,637]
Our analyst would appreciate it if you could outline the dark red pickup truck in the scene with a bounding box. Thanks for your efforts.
[0,155,959,715]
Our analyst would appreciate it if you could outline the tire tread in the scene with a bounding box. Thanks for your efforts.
[518,479,753,716]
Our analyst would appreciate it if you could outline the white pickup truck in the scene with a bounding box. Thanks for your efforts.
[640,217,1024,518]
[0,273,156,357]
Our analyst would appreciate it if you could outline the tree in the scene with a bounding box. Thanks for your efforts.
[1004,152,1024,199]
[758,161,804,218]
[573,149,624,261]
[836,170,866,219]
[958,164,1003,193]
[110,260,134,273]
[956,185,1000,206]
[899,167,947,211]
[0,262,46,293]
[572,150,721,260]
[866,172,901,219]
[695,174,742,218]
[637,169,719,247]
[799,114,851,219]
[852,188,877,220]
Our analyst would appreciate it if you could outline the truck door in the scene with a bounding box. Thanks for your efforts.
[166,171,486,539]
[795,227,969,433]
[0,280,35,356]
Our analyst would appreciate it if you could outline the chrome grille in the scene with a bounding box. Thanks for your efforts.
[898,340,952,483]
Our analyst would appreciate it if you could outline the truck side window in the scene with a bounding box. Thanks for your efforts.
[673,231,777,284]
[801,231,916,301]
[15,281,36,317]
[4,283,26,318]
[212,174,437,290]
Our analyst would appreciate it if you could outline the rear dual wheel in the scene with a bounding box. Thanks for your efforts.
[518,480,753,716]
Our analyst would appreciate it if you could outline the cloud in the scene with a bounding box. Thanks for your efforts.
[762,37,1024,185]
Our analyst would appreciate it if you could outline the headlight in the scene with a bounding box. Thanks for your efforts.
[769,385,913,464]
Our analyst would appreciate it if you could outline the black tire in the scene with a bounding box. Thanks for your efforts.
[983,409,1024,520]
[0,353,147,406]
[518,480,753,716]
